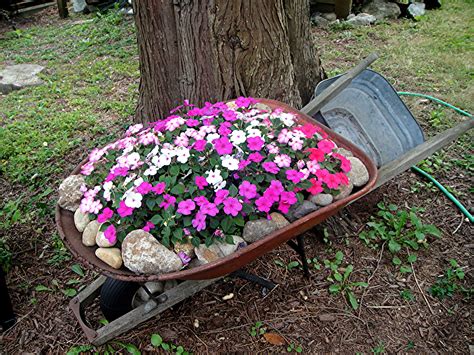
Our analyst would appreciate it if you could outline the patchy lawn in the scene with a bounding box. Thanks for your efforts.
[0,1,472,353]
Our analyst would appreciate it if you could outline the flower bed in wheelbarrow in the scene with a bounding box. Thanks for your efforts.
[56,98,377,282]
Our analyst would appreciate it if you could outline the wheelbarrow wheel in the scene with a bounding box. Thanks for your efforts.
[100,277,140,321]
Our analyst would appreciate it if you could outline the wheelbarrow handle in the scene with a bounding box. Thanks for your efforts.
[301,52,379,116]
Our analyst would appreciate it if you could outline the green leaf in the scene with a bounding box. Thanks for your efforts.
[71,264,85,277]
[35,284,52,292]
[62,288,77,297]
[161,343,170,351]
[124,343,141,355]
[424,224,441,237]
[388,239,401,253]
[407,254,417,263]
[170,184,185,195]
[287,261,300,270]
[234,216,245,227]
[400,265,412,273]
[352,282,368,288]
[329,284,341,294]
[449,259,458,267]
[335,251,344,262]
[151,334,163,347]
[150,214,163,225]
[392,256,402,265]
[228,184,238,196]
[170,165,180,176]
[274,260,285,268]
[347,291,359,310]
[333,272,343,282]
[343,265,353,281]
[221,216,233,233]
[146,199,156,210]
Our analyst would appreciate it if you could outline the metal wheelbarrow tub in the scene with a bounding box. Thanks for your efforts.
[55,98,378,283]
[313,69,425,167]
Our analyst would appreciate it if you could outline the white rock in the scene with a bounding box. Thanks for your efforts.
[0,64,44,94]
[346,13,377,26]
[122,230,183,274]
[270,212,290,229]
[347,157,370,187]
[242,219,278,243]
[82,220,100,246]
[74,209,90,233]
[334,180,354,201]
[95,248,122,269]
[216,236,247,256]
[58,175,85,212]
[194,244,224,264]
[334,147,354,158]
[96,231,116,247]
[309,193,334,206]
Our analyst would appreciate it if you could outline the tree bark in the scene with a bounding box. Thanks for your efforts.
[134,0,323,123]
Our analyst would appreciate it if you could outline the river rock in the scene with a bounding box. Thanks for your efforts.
[58,175,85,212]
[346,13,376,26]
[0,64,45,94]
[242,219,278,243]
[347,157,369,187]
[407,3,426,18]
[286,201,319,222]
[311,15,330,28]
[334,180,354,201]
[122,230,182,274]
[74,209,90,233]
[194,244,224,264]
[309,193,334,207]
[82,220,100,246]
[173,240,195,258]
[334,147,354,158]
[253,102,271,112]
[270,212,290,229]
[96,231,116,247]
[361,0,401,20]
[217,236,247,256]
[95,248,122,269]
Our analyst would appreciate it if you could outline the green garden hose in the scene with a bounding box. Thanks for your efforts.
[397,91,473,223]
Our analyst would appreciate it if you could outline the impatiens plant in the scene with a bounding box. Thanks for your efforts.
[78,97,351,252]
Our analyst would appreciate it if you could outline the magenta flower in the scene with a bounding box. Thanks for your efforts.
[152,182,166,195]
[223,197,242,217]
[285,169,305,184]
[248,152,264,163]
[317,139,335,154]
[104,224,117,244]
[280,191,297,205]
[218,122,232,135]
[117,200,133,217]
[223,110,238,121]
[160,194,176,210]
[235,96,256,108]
[97,207,114,223]
[192,211,206,231]
[177,199,196,215]
[178,251,191,265]
[186,118,200,127]
[247,136,264,151]
[239,181,257,199]
[262,161,279,174]
[193,139,207,152]
[214,189,229,205]
[136,181,153,195]
[213,136,233,155]
[195,176,208,190]
[238,159,251,170]
[255,196,273,213]
[194,196,209,206]
[142,221,155,232]
[200,202,219,216]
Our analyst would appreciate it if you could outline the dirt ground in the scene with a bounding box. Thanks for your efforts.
[1,5,473,355]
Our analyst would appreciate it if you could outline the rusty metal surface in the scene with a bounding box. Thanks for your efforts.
[55,98,378,282]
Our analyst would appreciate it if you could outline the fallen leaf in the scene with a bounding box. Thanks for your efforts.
[263,333,285,346]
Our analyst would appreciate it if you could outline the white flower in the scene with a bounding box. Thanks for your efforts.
[206,133,220,143]
[280,113,295,127]
[126,123,143,135]
[144,165,158,176]
[229,130,246,145]
[246,128,263,138]
[124,191,143,208]
[176,147,190,163]
[206,169,223,186]
[221,155,239,171]
[156,155,172,168]
[103,181,114,201]
[214,180,226,190]
[126,152,141,168]
[134,177,144,186]
[161,147,176,158]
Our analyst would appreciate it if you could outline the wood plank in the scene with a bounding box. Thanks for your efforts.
[57,0,68,18]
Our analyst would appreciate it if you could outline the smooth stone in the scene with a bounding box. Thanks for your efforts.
[74,209,90,233]
[188,258,205,268]
[173,240,195,258]
[334,147,354,158]
[58,175,85,212]
[347,157,369,187]
[309,193,334,207]
[334,180,354,201]
[96,231,116,247]
[82,220,100,246]
[122,230,183,274]
[253,103,271,112]
[311,15,330,28]
[242,219,278,243]
[194,244,224,264]
[0,64,44,94]
[285,201,319,222]
[407,2,426,18]
[95,248,122,269]
[270,212,290,229]
[321,12,337,21]
[216,236,247,256]
[361,0,401,20]
[346,13,376,26]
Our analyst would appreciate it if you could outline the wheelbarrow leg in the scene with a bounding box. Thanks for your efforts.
[231,269,277,292]
[286,235,311,278]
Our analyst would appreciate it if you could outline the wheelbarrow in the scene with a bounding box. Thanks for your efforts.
[56,54,473,345]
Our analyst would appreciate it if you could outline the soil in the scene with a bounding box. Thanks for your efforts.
[1,7,473,355]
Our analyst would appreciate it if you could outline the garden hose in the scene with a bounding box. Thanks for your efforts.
[397,91,473,223]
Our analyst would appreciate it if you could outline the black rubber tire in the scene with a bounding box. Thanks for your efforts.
[100,277,141,321]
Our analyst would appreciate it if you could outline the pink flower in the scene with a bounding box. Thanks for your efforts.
[248,152,264,163]
[143,221,155,232]
[213,136,233,155]
[200,202,219,216]
[296,123,319,138]
[192,211,206,231]
[186,118,200,127]
[277,129,291,144]
[286,169,305,184]
[160,194,176,210]
[247,136,264,151]
[218,122,232,136]
[136,181,153,195]
[177,199,196,215]
[255,196,273,213]
[223,197,242,216]
[324,173,341,189]
[117,200,133,217]
[333,153,352,173]
[195,176,208,190]
[104,225,117,244]
[318,139,335,154]
[223,110,238,122]
[97,207,114,223]
[238,159,251,170]
[239,181,257,199]
[316,169,330,181]
[214,189,229,204]
[274,154,291,168]
[193,139,207,152]
[262,161,279,174]
[307,178,323,195]
[81,162,94,176]
[178,251,191,265]
[235,96,256,108]
[152,182,166,195]
[307,148,325,162]
[194,196,209,206]
[280,191,297,205]
[336,172,349,186]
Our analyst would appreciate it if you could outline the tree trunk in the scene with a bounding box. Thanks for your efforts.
[134,0,323,123]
